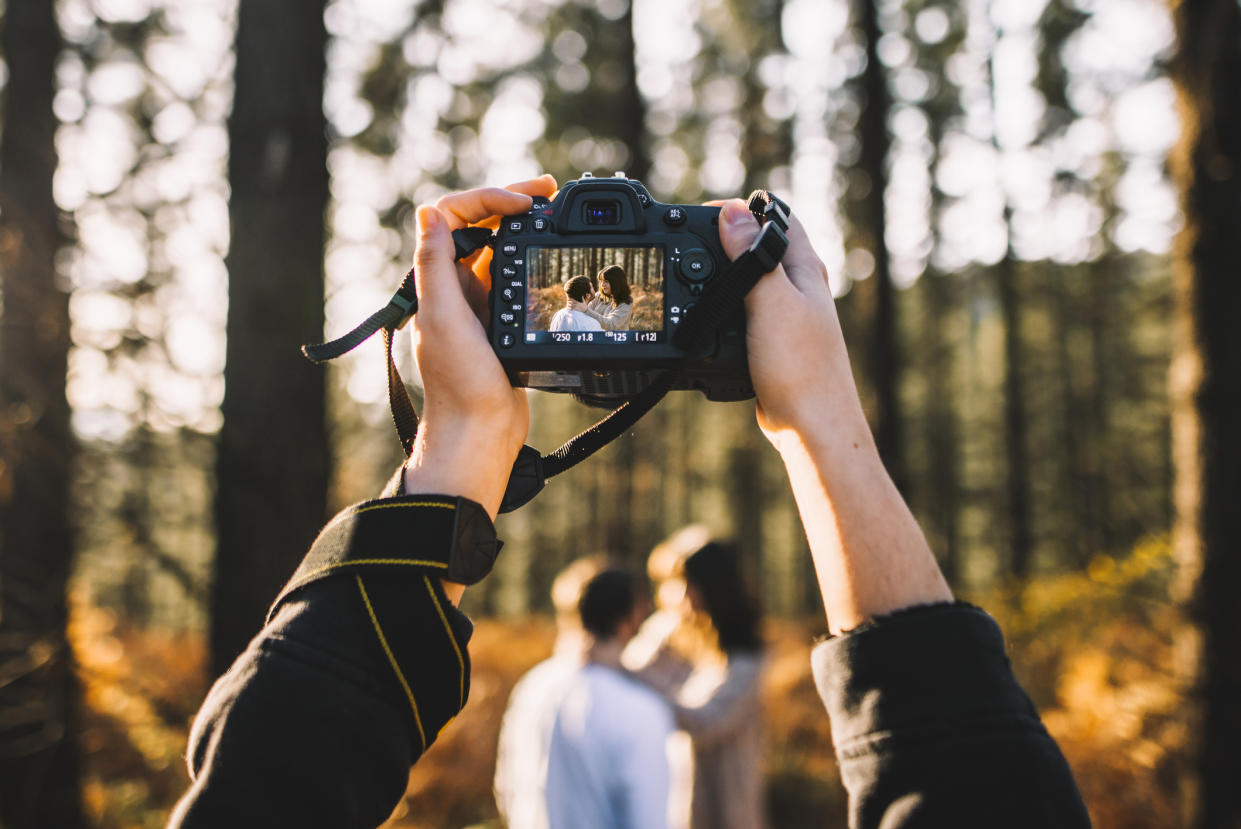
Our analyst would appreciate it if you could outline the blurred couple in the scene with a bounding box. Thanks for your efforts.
[547,265,635,333]
[494,526,766,829]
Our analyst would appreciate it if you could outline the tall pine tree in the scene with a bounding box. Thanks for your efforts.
[0,1,84,825]
[211,0,331,677]
[1168,0,1241,825]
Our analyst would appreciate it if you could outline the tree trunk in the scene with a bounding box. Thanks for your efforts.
[1168,1,1241,826]
[988,23,1034,580]
[211,0,331,678]
[0,1,84,826]
[856,0,905,495]
[922,273,961,585]
[616,1,649,182]
[997,253,1033,579]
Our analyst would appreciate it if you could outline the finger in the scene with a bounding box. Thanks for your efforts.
[718,199,829,298]
[781,214,832,295]
[717,199,763,260]
[504,173,558,199]
[458,260,491,323]
[414,205,475,328]
[435,187,536,230]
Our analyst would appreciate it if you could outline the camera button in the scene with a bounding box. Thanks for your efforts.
[532,217,550,232]
[501,242,519,257]
[499,310,521,327]
[506,219,525,234]
[500,332,516,348]
[663,207,687,226]
[679,249,714,282]
[501,286,521,303]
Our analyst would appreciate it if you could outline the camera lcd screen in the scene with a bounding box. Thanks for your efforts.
[523,246,665,345]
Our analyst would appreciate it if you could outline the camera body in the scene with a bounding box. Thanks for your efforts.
[488,172,752,402]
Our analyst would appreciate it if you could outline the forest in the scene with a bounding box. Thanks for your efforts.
[0,0,1238,827]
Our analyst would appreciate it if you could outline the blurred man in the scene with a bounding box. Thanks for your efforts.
[545,568,687,829]
[494,555,605,829]
[548,276,604,332]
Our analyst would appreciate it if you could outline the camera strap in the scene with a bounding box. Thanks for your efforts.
[300,191,790,514]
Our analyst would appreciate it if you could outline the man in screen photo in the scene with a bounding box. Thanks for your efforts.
[549,276,605,333]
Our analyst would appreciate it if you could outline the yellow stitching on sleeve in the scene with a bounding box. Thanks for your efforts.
[293,558,447,587]
[269,559,449,618]
[317,499,454,538]
[424,576,466,708]
[356,575,427,754]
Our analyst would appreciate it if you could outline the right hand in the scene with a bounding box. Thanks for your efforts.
[715,201,873,450]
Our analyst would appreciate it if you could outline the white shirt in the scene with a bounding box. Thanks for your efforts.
[546,664,686,829]
[494,654,581,829]
[549,307,604,332]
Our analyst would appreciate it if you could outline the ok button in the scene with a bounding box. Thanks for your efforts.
[678,249,714,282]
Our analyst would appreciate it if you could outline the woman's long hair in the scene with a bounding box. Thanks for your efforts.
[598,264,632,305]
[682,541,763,654]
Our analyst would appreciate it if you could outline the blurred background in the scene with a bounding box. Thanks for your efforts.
[1,0,1237,826]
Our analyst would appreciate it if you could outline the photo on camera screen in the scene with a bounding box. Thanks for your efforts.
[524,246,665,342]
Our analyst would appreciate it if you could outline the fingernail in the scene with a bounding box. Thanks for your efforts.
[722,200,751,227]
[416,205,441,235]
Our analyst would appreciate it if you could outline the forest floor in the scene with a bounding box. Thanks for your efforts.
[72,536,1181,829]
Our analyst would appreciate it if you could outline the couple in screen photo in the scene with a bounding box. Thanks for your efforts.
[548,265,635,333]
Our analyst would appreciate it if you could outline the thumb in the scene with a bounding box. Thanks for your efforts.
[717,199,761,261]
[413,205,470,324]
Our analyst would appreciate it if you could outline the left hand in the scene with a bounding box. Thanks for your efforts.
[402,175,558,520]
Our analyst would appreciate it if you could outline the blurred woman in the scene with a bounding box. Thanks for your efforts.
[626,536,768,829]
[573,264,635,330]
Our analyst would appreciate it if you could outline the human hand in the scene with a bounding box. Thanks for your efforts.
[717,199,951,631]
[402,175,558,519]
[566,298,586,312]
[714,201,872,451]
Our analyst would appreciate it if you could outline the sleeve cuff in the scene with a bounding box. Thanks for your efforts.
[810,602,1043,752]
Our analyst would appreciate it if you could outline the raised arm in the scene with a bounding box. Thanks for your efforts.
[170,177,558,828]
[717,200,951,633]
[716,200,1090,828]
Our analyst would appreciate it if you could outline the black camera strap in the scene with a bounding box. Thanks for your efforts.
[301,190,790,513]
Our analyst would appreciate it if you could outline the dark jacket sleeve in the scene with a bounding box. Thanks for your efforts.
[811,603,1091,829]
[168,498,478,829]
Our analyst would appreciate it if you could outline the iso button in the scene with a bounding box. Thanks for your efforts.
[499,309,521,327]
[679,249,714,282]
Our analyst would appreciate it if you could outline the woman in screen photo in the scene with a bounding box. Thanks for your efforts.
[572,264,635,330]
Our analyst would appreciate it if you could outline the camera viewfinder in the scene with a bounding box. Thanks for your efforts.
[583,200,621,226]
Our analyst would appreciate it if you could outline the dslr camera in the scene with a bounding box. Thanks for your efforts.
[488,172,752,403]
